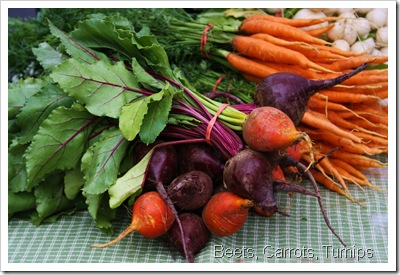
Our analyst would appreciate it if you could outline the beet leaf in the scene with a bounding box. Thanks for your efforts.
[81,127,129,195]
[24,103,98,190]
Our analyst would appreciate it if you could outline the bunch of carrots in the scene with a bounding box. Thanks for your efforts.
[213,13,388,202]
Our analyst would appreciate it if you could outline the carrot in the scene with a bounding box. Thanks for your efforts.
[305,23,336,37]
[329,158,380,189]
[320,91,381,104]
[239,18,330,46]
[232,36,338,73]
[306,97,362,121]
[308,44,364,57]
[352,131,389,147]
[250,58,319,79]
[243,13,340,28]
[347,117,388,132]
[302,149,349,194]
[240,72,262,83]
[224,51,278,78]
[308,169,354,202]
[250,33,316,51]
[326,150,387,169]
[297,48,348,61]
[306,129,385,155]
[301,110,362,143]
[325,110,385,137]
[317,55,388,71]
[328,83,388,95]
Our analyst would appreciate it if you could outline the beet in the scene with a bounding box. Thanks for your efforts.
[223,148,280,215]
[223,148,346,246]
[167,170,213,211]
[202,191,253,237]
[254,62,368,125]
[133,141,178,189]
[177,142,226,182]
[168,212,210,263]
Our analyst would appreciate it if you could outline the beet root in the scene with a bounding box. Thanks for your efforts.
[168,212,210,263]
[91,191,175,248]
[254,63,368,125]
[167,170,213,211]
[202,191,253,237]
[133,141,178,188]
[177,142,226,183]
[223,148,280,214]
[242,106,314,156]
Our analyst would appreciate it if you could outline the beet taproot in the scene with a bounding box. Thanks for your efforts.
[168,170,214,211]
[254,63,368,125]
[168,212,210,263]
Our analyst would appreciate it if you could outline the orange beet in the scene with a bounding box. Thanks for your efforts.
[91,191,175,248]
[202,191,253,237]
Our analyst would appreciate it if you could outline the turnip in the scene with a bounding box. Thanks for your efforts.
[167,170,213,211]
[253,63,369,125]
[366,8,388,30]
[91,191,175,248]
[223,148,346,246]
[168,212,210,263]
[202,191,253,237]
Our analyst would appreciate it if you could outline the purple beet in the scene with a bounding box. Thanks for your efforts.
[168,212,210,263]
[177,142,226,182]
[223,148,346,247]
[168,170,213,211]
[133,140,178,188]
[254,62,368,125]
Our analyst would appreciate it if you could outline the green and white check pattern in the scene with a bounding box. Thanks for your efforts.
[8,162,388,264]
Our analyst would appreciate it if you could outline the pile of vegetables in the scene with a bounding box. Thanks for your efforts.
[8,8,388,263]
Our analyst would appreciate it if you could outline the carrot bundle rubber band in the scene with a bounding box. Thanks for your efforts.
[200,23,214,59]
[206,103,229,144]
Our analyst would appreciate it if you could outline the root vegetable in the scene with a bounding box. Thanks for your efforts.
[167,170,213,211]
[168,213,209,263]
[90,191,175,248]
[223,148,346,246]
[242,106,313,154]
[202,191,253,237]
[177,142,226,182]
[253,63,369,125]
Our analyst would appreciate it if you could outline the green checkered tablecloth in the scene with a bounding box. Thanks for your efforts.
[7,160,388,267]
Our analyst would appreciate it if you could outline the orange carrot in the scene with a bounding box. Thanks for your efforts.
[239,18,330,45]
[225,51,278,78]
[301,110,362,143]
[352,131,389,147]
[250,33,316,51]
[320,91,381,104]
[328,158,380,189]
[308,44,363,57]
[240,72,262,83]
[308,96,365,119]
[243,13,339,28]
[317,55,388,71]
[232,36,338,73]
[329,151,388,170]
[308,168,353,201]
[305,23,336,37]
